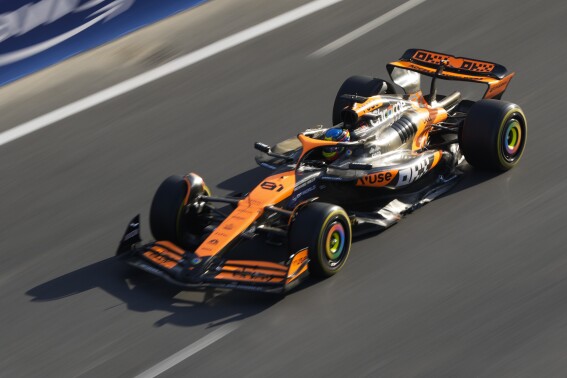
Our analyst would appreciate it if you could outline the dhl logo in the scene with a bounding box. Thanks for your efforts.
[412,51,495,73]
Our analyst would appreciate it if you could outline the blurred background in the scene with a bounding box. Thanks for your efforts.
[1,0,566,376]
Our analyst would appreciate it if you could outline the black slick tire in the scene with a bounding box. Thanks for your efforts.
[460,99,527,171]
[288,202,352,278]
[149,175,188,244]
[332,75,396,125]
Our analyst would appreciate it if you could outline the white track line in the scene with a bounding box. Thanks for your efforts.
[0,0,343,148]
[310,0,427,58]
[135,323,239,378]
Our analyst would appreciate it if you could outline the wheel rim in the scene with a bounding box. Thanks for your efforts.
[502,118,523,162]
[324,221,346,267]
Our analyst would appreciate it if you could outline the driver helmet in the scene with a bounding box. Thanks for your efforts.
[322,128,350,161]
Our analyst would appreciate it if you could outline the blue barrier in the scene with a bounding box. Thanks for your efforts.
[0,0,208,86]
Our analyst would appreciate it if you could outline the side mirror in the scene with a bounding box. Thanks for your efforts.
[254,142,271,153]
[255,141,295,163]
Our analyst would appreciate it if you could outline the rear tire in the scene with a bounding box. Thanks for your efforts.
[332,75,396,125]
[460,99,527,171]
[288,203,352,277]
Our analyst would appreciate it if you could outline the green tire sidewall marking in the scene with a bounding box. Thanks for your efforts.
[317,209,351,267]
[496,107,527,168]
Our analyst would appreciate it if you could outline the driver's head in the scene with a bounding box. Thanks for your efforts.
[322,128,350,161]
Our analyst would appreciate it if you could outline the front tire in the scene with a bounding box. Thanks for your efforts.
[460,99,527,171]
[149,174,211,244]
[288,203,352,277]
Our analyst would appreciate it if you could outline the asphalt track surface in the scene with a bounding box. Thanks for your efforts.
[1,0,566,377]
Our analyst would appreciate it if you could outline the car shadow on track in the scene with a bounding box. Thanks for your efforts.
[25,257,308,328]
[351,164,502,242]
[445,163,501,195]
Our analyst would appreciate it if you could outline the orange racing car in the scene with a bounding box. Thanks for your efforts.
[116,49,527,293]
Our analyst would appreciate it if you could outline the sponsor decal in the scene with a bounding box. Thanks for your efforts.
[409,63,426,71]
[288,183,317,208]
[395,155,433,187]
[294,177,316,191]
[238,207,257,215]
[357,154,435,188]
[413,51,451,65]
[145,251,169,264]
[260,181,284,192]
[488,80,507,93]
[412,51,495,73]
[486,76,512,97]
[290,184,316,202]
[460,60,494,73]
[357,171,395,187]
[231,269,273,282]
[247,198,263,206]
[321,176,345,181]
[369,101,408,127]
[367,145,381,157]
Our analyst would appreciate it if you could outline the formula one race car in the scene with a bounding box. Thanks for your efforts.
[116,49,527,293]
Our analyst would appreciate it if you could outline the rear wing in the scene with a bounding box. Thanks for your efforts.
[387,48,515,99]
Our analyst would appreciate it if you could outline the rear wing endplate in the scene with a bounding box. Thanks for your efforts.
[387,49,515,99]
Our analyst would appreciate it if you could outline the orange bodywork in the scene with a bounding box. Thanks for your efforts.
[139,169,307,290]
[350,98,384,118]
[286,249,309,284]
[195,171,296,258]
[485,73,515,99]
[214,260,288,284]
[142,241,185,269]
[411,107,448,150]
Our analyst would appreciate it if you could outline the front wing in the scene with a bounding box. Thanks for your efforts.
[116,221,309,293]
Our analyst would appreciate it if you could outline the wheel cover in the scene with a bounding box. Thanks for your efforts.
[324,221,346,266]
[502,118,523,162]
